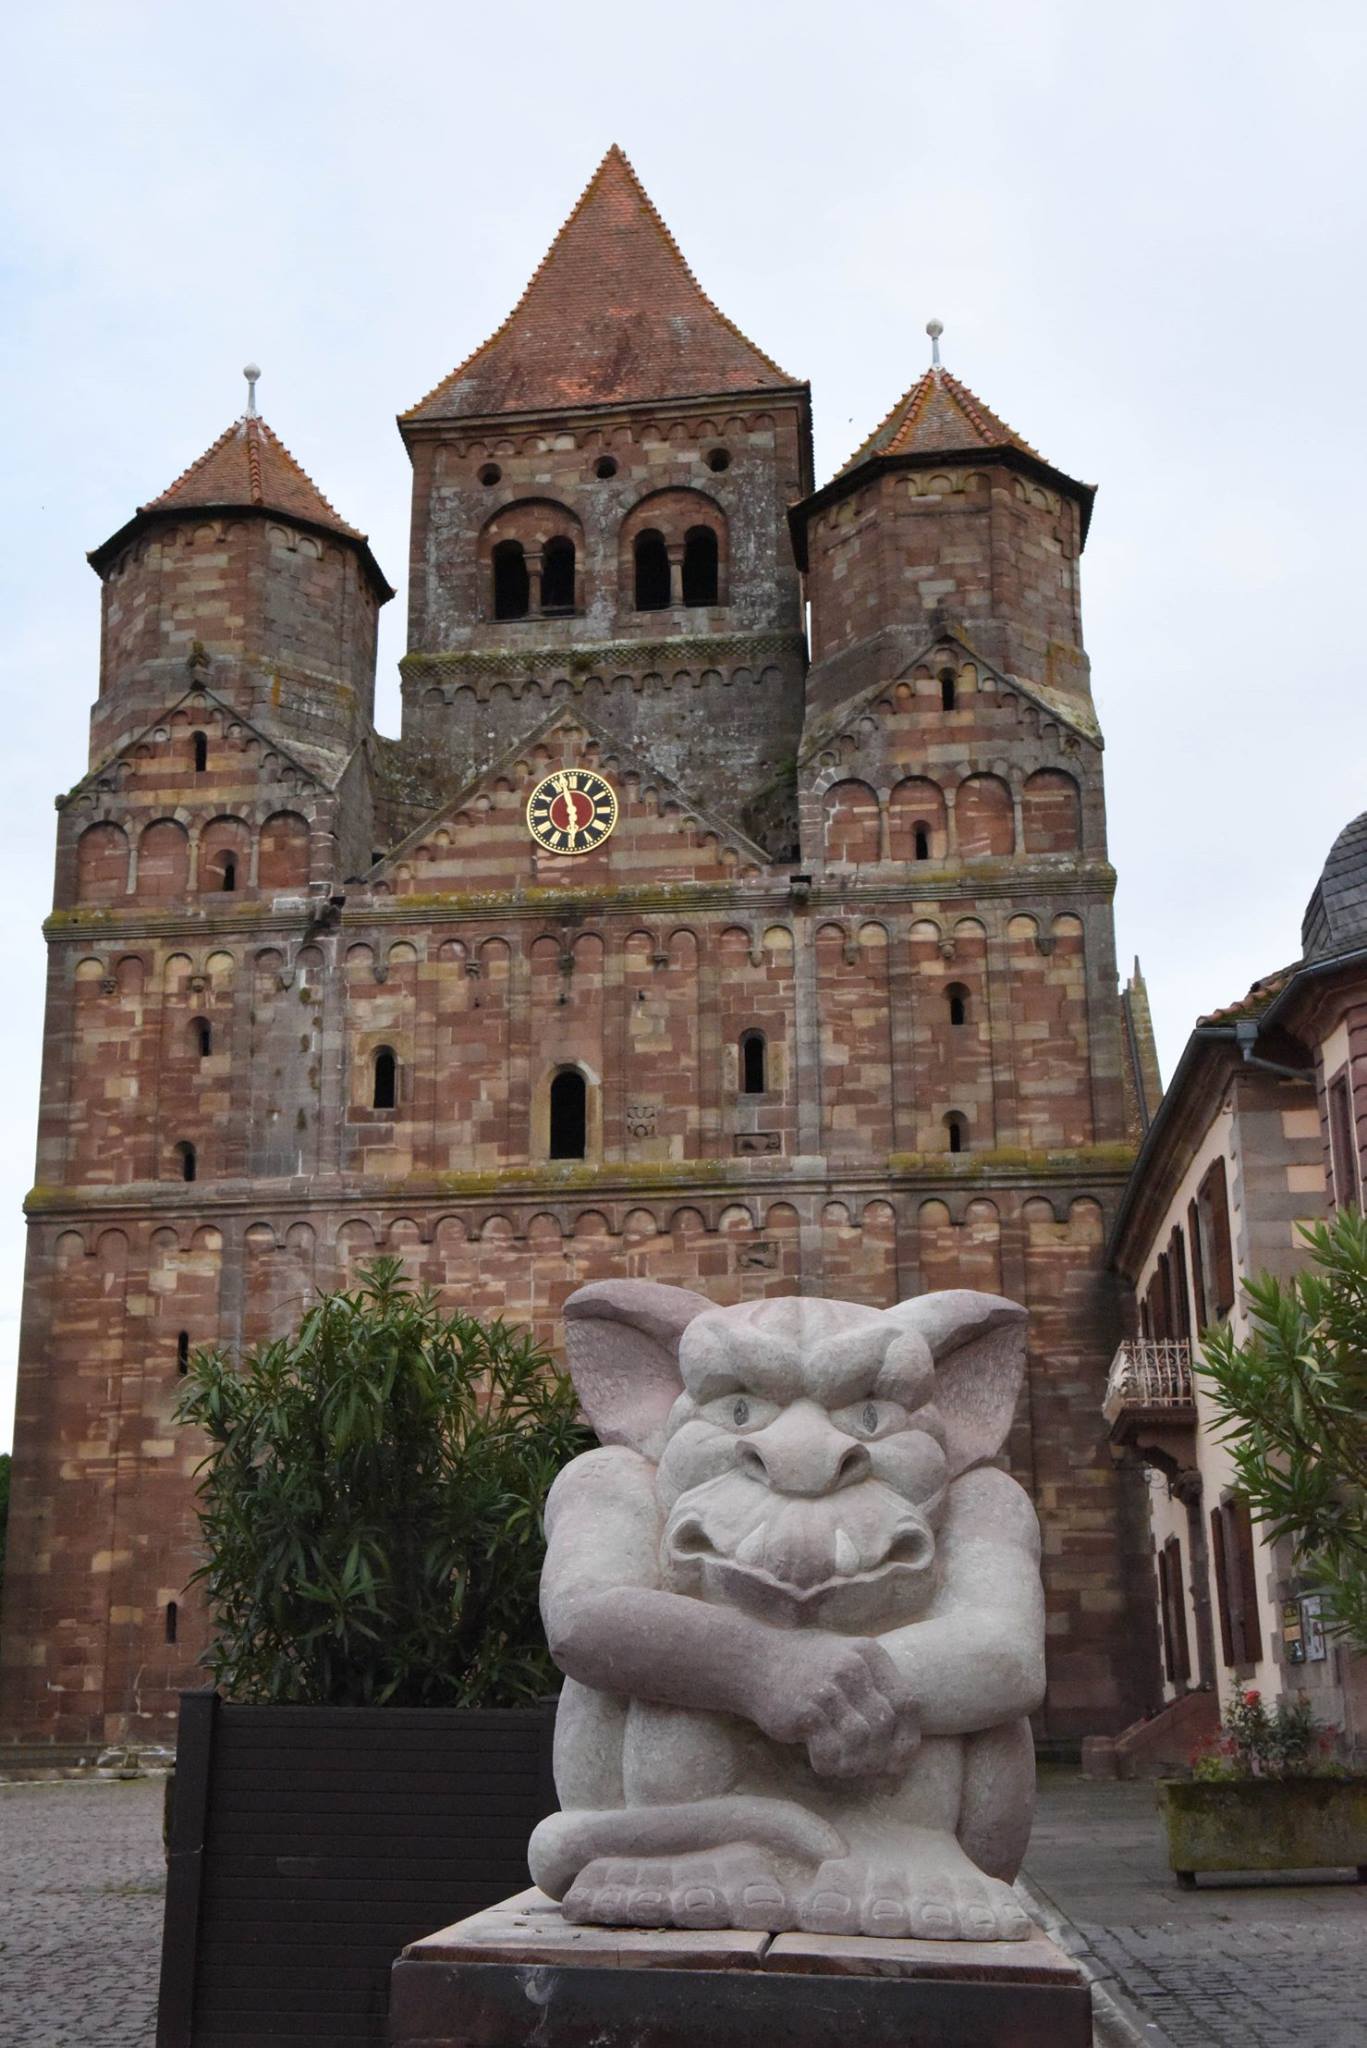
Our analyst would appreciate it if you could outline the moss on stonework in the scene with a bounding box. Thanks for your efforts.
[397,1160,730,1198]
[368,881,736,916]
[885,1142,1136,1177]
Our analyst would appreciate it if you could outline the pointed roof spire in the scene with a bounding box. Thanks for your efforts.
[838,363,1043,477]
[141,409,365,540]
[403,145,799,423]
[89,398,392,597]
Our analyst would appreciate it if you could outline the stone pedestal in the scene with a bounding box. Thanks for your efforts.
[388,1888,1091,2047]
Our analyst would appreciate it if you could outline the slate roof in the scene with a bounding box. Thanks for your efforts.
[141,413,365,540]
[402,145,799,423]
[838,366,1043,477]
[1302,809,1367,960]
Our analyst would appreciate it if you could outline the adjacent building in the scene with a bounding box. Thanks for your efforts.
[1,147,1155,1753]
[1106,812,1367,1747]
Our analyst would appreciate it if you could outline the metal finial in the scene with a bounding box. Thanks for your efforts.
[926,319,943,368]
[243,363,261,417]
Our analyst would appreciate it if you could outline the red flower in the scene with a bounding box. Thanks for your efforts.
[1243,1689,1260,1707]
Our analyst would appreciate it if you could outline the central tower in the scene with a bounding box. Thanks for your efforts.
[392,146,812,846]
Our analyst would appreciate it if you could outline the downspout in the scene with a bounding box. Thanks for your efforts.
[1193,1018,1312,1083]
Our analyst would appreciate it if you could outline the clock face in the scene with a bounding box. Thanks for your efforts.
[525,768,619,855]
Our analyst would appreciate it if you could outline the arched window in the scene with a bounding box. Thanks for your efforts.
[492,539,530,620]
[946,985,968,1028]
[372,1046,397,1111]
[217,854,237,892]
[192,730,208,773]
[914,824,931,861]
[549,1068,587,1159]
[682,526,719,606]
[165,1600,178,1645]
[634,529,670,611]
[541,535,576,614]
[741,1030,767,1094]
[944,1113,968,1155]
[176,1141,197,1183]
[193,1018,211,1058]
[176,1330,190,1375]
[939,669,957,711]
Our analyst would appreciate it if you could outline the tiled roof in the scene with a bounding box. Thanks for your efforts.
[141,414,366,541]
[838,366,1043,477]
[1197,964,1298,1026]
[1302,809,1367,960]
[402,145,798,423]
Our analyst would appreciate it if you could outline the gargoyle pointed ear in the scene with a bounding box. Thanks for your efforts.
[889,1290,1028,1478]
[562,1280,714,1460]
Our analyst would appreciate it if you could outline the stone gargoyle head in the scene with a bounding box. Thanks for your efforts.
[563,1284,1027,1633]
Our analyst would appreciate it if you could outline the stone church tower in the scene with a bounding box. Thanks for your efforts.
[0,148,1154,1753]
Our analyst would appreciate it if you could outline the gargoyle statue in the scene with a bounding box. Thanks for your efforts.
[527,1282,1045,1941]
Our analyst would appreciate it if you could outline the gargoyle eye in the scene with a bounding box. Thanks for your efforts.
[732,1397,750,1427]
[861,1402,879,1434]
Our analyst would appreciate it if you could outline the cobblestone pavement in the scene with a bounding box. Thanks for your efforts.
[1025,1772,1367,2048]
[1,1777,165,2048]
[3,1771,1363,2046]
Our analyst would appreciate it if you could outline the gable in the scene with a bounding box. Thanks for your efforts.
[64,687,328,814]
[372,714,770,899]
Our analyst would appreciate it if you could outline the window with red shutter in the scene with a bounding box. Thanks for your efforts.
[1210,1505,1235,1665]
[1229,1495,1263,1664]
[1187,1197,1207,1330]
[1165,1536,1191,1684]
[1200,1157,1236,1319]
[1169,1225,1192,1340]
[1329,1070,1359,1208]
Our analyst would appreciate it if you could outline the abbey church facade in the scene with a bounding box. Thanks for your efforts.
[0,148,1158,1749]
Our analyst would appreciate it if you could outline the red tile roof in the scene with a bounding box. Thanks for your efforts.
[403,145,798,423]
[838,366,1043,476]
[142,414,365,540]
[1197,965,1297,1026]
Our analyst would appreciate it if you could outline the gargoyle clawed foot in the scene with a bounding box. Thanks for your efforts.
[800,1850,1031,1942]
[564,1845,793,1931]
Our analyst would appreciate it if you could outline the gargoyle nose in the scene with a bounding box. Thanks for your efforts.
[738,1400,871,1496]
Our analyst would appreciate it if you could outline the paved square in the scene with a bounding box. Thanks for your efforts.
[1,1778,164,2048]
[1024,1772,1367,2048]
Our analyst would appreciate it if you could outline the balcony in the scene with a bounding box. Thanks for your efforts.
[1103,1340,1196,1475]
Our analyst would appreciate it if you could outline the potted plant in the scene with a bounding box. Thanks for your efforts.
[1159,1689,1366,1885]
[156,1257,591,2048]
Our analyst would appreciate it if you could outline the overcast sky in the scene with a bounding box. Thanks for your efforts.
[1,0,1363,1447]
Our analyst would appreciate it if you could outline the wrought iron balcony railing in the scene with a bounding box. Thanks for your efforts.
[1102,1339,1195,1423]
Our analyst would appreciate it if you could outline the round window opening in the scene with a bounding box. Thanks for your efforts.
[594,455,619,480]
[478,462,502,487]
[705,447,731,473]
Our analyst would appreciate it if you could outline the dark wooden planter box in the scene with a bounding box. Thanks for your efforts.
[157,1689,557,2048]
[1158,1776,1367,1886]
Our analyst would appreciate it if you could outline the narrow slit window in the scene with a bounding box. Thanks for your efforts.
[193,1018,211,1058]
[940,670,957,711]
[945,1112,968,1155]
[634,530,670,611]
[219,854,237,892]
[914,823,931,861]
[165,1600,178,1645]
[541,536,576,614]
[492,539,530,620]
[741,1030,767,1094]
[176,1141,197,1183]
[682,526,719,606]
[947,985,968,1027]
[549,1068,587,1159]
[373,1046,397,1111]
[192,730,208,773]
[176,1330,190,1375]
